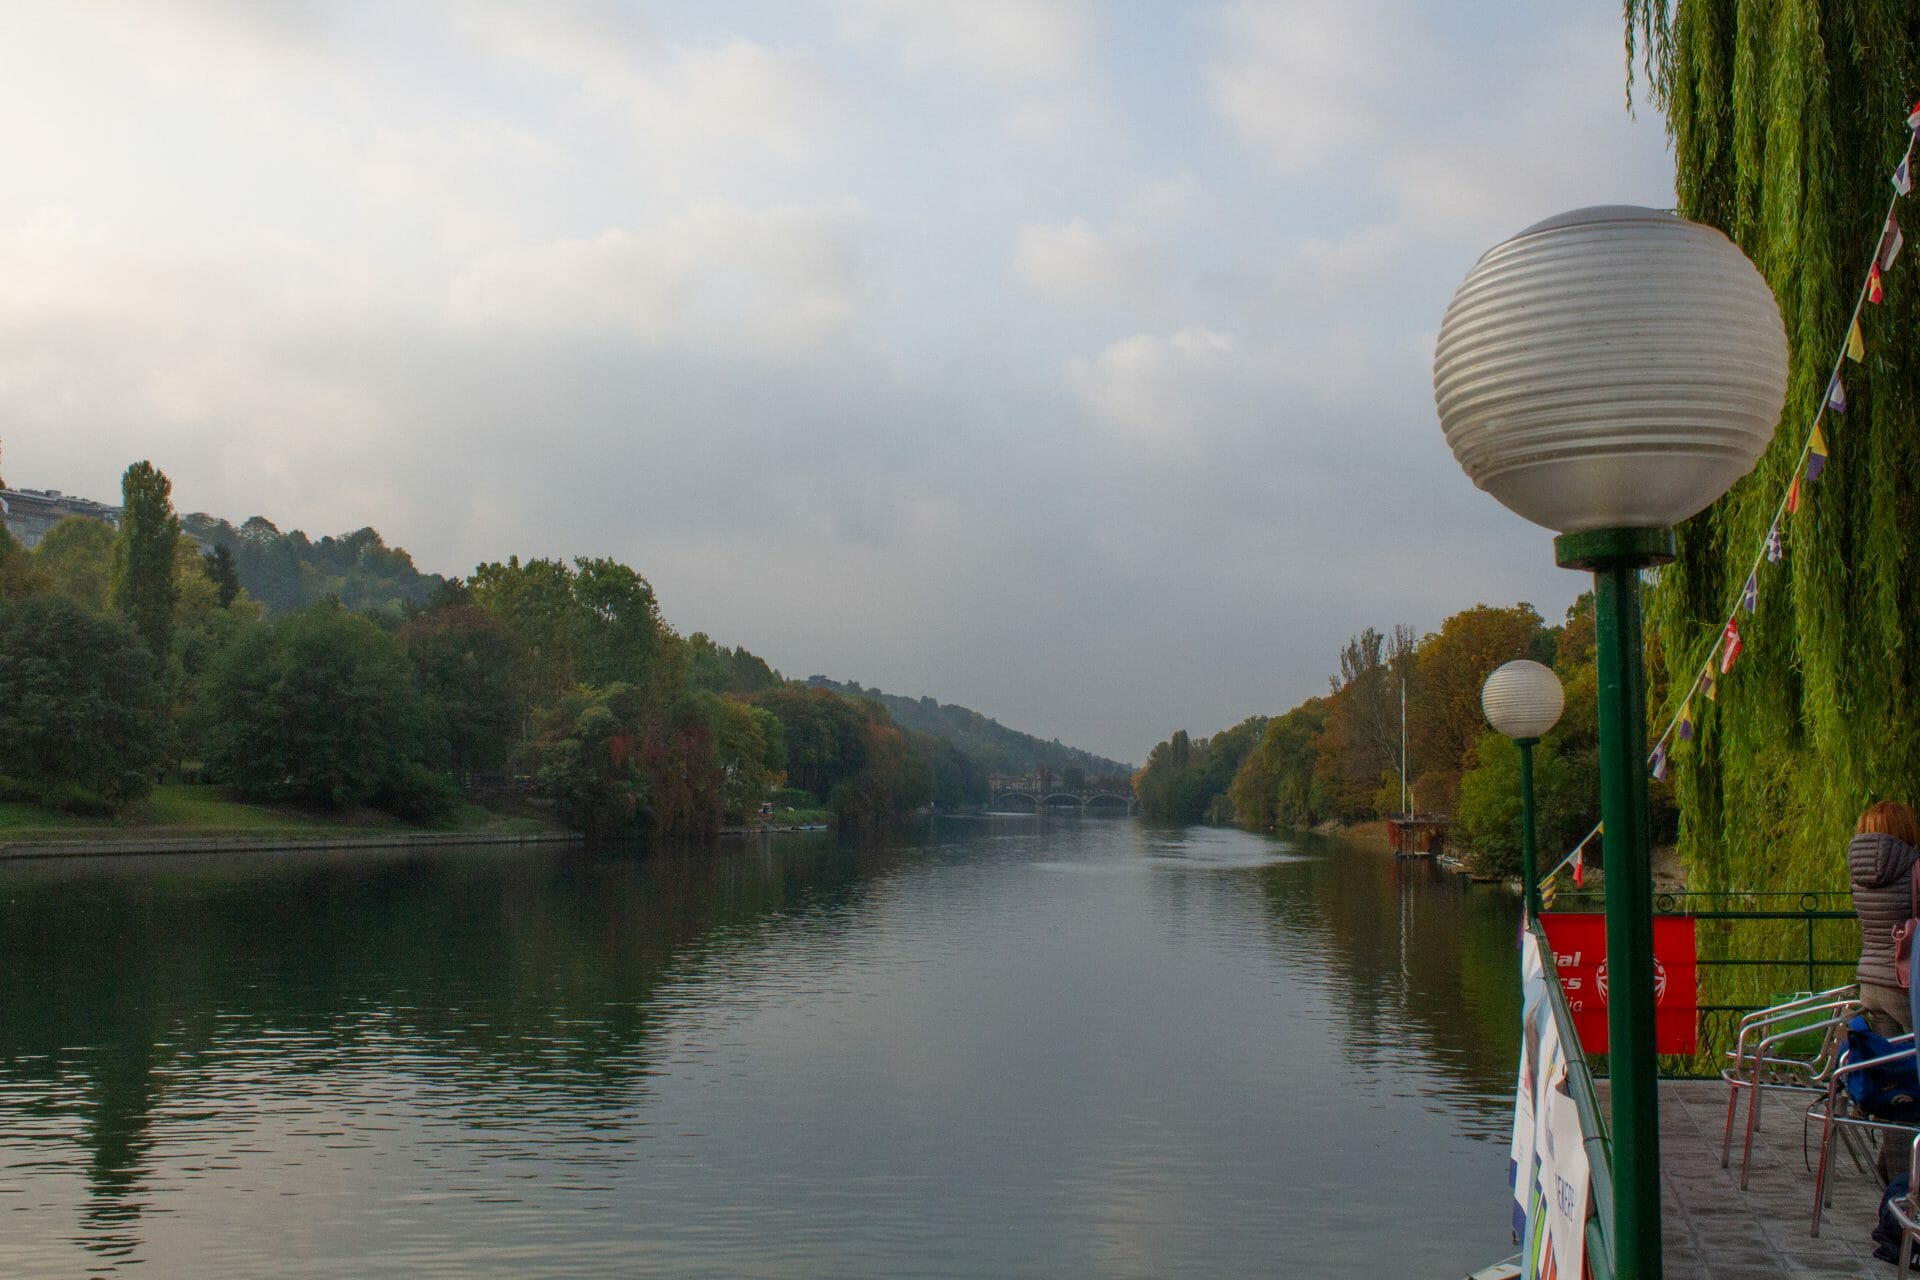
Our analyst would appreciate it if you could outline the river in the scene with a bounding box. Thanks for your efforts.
[0,817,1521,1277]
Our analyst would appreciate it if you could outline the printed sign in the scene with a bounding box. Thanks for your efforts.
[1538,912,1699,1055]
[1510,931,1590,1279]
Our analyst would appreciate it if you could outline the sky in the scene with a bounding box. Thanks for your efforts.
[0,1,1676,765]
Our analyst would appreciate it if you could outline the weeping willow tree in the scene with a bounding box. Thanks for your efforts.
[1624,3,1920,895]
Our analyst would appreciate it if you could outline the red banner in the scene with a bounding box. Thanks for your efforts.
[1538,912,1698,1055]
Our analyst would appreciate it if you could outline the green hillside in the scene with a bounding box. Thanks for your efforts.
[806,677,1132,778]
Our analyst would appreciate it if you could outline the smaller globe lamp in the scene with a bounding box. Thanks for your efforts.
[1482,659,1565,921]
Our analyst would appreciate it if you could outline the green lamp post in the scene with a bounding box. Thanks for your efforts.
[1482,658,1565,923]
[1434,206,1788,1279]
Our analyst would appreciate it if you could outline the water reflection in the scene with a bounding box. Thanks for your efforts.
[0,820,1520,1277]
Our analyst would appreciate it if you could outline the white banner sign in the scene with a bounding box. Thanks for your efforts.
[1510,931,1591,1278]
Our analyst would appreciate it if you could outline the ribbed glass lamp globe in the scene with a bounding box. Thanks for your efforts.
[1481,659,1564,742]
[1433,206,1789,534]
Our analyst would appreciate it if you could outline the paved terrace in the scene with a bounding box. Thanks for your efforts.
[1602,1080,1894,1277]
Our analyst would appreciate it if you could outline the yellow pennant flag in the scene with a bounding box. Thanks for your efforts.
[1848,316,1866,362]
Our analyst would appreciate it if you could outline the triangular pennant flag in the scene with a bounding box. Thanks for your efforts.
[1742,570,1758,614]
[1766,523,1784,563]
[1829,372,1848,412]
[1721,618,1744,674]
[1881,212,1905,271]
[1807,424,1829,481]
[1897,156,1913,197]
[1651,741,1668,781]
[1870,263,1886,303]
[1848,317,1866,362]
[1700,664,1718,703]
[1678,698,1695,741]
[1572,841,1585,888]
[1540,879,1555,909]
[1909,101,1920,132]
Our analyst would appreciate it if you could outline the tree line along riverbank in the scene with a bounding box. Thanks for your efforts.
[0,456,1120,843]
[1134,599,1681,879]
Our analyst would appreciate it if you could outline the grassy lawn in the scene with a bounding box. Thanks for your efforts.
[0,784,566,842]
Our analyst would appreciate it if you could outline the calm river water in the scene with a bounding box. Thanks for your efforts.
[0,818,1521,1277]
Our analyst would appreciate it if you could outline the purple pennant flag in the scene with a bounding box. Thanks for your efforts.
[1898,156,1914,197]
[1766,524,1784,563]
[1651,742,1668,781]
[1882,212,1906,271]
[1743,571,1758,613]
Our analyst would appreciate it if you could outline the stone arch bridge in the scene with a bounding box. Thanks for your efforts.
[987,774,1138,816]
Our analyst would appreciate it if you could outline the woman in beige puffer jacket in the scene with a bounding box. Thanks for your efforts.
[1849,800,1920,1034]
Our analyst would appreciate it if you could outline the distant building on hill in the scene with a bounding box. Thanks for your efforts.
[0,486,121,549]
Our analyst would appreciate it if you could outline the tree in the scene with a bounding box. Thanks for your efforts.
[1308,626,1417,820]
[1407,603,1544,816]
[399,603,522,774]
[751,686,872,799]
[0,522,51,601]
[686,633,781,694]
[202,544,241,608]
[111,461,180,660]
[709,697,785,822]
[1135,716,1270,823]
[529,683,654,836]
[0,595,163,806]
[470,555,679,715]
[33,516,115,611]
[1622,4,1920,893]
[197,602,439,811]
[1229,697,1332,830]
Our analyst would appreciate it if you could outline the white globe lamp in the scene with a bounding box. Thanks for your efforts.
[1436,204,1790,1280]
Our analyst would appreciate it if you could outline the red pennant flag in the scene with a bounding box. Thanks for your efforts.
[1572,842,1585,887]
[1870,264,1886,303]
[1721,618,1744,673]
[1788,472,1802,515]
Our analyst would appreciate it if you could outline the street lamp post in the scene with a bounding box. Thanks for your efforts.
[1482,659,1565,923]
[1434,206,1788,1280]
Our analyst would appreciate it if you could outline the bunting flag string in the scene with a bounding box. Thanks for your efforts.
[1534,102,1919,897]
[1807,423,1829,480]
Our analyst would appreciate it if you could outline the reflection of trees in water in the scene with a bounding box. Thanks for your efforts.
[1245,834,1521,1123]
[0,835,897,1248]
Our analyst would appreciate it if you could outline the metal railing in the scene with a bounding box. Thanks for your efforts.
[1545,890,1857,1079]
[1528,916,1615,1279]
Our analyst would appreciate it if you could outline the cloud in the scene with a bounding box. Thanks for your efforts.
[1014,218,1167,309]
[835,0,1094,82]
[0,3,1674,762]
[1379,16,1675,242]
[1067,328,1239,449]
[1204,0,1409,172]
[447,203,873,349]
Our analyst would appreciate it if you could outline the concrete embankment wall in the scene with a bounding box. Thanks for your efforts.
[0,831,585,861]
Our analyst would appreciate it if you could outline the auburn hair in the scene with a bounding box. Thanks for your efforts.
[1858,801,1920,848]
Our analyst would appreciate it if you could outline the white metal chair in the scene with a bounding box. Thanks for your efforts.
[1808,1027,1919,1236]
[1719,987,1861,1188]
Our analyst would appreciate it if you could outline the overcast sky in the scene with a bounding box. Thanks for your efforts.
[0,1,1674,764]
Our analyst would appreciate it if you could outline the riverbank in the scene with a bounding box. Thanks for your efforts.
[0,783,575,859]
